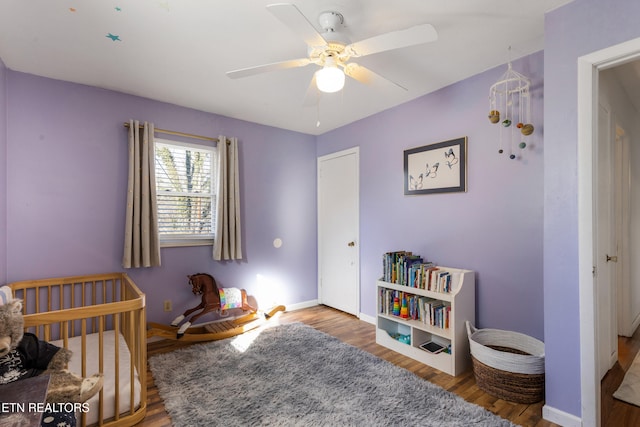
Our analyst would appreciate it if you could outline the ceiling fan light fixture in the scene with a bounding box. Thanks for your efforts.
[315,58,345,93]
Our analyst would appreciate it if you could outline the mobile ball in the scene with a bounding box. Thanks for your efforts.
[498,149,504,154]
[509,154,516,159]
[502,119,512,127]
[519,142,527,149]
[521,124,534,135]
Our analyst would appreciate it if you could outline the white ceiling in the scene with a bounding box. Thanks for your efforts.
[0,0,574,136]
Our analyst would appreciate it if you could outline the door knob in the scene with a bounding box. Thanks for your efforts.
[347,241,355,247]
[606,254,618,262]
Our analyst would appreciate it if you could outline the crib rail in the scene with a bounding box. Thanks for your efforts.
[8,273,147,427]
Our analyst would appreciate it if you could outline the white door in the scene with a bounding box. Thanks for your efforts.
[596,102,618,379]
[614,124,632,337]
[317,147,360,316]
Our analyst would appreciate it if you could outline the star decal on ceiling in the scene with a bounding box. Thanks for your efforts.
[106,33,121,42]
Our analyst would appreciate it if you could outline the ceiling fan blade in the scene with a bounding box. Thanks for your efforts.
[343,63,408,91]
[346,23,438,57]
[267,3,327,47]
[226,58,312,79]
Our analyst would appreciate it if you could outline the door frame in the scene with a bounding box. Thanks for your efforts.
[317,147,360,316]
[577,36,640,427]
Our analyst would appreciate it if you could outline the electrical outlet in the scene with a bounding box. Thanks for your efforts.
[163,300,172,312]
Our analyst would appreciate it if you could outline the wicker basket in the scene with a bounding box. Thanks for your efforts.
[466,321,545,404]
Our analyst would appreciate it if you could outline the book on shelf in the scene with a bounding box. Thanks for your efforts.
[423,266,439,290]
[382,250,456,294]
[422,299,451,329]
[382,250,437,289]
[378,287,451,329]
[382,251,410,283]
[383,251,414,284]
[427,268,453,294]
[419,340,445,354]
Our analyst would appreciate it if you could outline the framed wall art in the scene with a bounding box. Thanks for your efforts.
[404,137,467,195]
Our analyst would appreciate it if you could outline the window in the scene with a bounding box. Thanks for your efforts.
[154,139,217,246]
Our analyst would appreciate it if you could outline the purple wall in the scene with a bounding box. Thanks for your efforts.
[318,52,545,340]
[5,71,317,324]
[544,0,640,418]
[0,57,6,284]
[7,1,639,416]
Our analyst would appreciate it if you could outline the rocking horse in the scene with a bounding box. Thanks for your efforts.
[169,273,257,337]
[147,273,285,341]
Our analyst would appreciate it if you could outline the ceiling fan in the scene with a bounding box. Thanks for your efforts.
[226,3,438,96]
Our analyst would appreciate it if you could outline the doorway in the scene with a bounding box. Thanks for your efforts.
[578,37,640,427]
[317,147,360,316]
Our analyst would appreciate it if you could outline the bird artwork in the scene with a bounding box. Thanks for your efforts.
[444,148,458,169]
[409,173,423,190]
[425,163,439,178]
[404,138,466,195]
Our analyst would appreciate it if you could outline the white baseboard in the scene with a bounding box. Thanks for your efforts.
[542,405,582,427]
[359,312,376,325]
[284,300,318,311]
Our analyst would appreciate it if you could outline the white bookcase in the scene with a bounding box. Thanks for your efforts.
[375,266,475,376]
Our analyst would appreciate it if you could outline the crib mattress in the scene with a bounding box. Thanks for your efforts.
[52,330,142,425]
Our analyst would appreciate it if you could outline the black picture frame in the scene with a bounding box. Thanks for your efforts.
[404,137,467,195]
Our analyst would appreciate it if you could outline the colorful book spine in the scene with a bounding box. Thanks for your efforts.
[382,250,436,288]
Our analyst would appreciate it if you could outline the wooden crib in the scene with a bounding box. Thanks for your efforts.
[8,273,147,427]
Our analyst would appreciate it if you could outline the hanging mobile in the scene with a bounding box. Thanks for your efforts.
[488,47,534,160]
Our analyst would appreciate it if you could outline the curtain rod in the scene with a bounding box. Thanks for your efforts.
[123,122,219,143]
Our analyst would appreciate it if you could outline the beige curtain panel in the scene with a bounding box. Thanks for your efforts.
[213,136,242,260]
[122,120,161,268]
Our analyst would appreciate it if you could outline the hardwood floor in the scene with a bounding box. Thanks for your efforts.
[601,325,640,426]
[138,305,559,426]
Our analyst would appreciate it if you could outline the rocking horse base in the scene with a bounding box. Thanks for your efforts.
[147,305,286,342]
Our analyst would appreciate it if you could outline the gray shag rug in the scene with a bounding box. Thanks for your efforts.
[149,322,516,426]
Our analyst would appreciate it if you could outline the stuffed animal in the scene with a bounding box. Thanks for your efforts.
[0,286,103,404]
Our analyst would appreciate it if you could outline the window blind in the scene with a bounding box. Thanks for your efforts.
[155,140,217,240]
